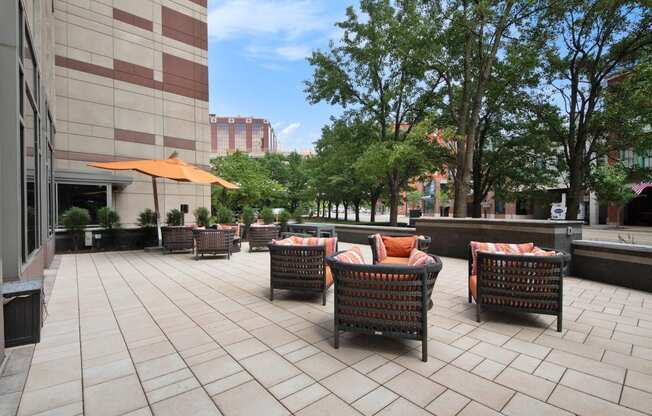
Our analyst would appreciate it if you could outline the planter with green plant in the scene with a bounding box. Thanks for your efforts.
[62,207,91,251]
[216,206,235,225]
[194,207,210,228]
[260,207,275,225]
[166,208,184,226]
[95,207,120,250]
[278,209,290,231]
[241,206,255,240]
[137,208,158,247]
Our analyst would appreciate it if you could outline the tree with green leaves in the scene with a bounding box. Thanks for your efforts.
[591,162,636,226]
[538,0,651,219]
[420,0,553,217]
[306,1,444,225]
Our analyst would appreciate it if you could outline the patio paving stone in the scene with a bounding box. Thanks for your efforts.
[11,243,652,416]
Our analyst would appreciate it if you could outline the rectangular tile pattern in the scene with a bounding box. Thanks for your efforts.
[14,245,652,416]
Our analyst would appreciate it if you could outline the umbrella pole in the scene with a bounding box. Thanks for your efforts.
[152,177,162,247]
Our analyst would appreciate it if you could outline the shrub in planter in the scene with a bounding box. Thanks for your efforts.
[278,209,290,231]
[61,207,90,251]
[137,208,158,246]
[216,206,235,225]
[194,207,210,228]
[260,207,275,225]
[241,206,255,239]
[96,207,120,250]
[166,208,184,226]
[292,206,305,224]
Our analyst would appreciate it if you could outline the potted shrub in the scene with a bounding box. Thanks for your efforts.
[260,207,275,225]
[96,207,120,250]
[241,206,255,240]
[292,206,305,224]
[278,209,290,232]
[166,208,184,226]
[137,208,158,247]
[194,207,210,228]
[61,207,90,251]
[216,206,235,225]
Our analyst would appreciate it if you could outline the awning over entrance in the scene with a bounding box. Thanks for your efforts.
[632,182,652,195]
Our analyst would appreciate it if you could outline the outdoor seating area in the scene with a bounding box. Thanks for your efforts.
[6,239,652,416]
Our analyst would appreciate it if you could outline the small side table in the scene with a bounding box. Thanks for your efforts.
[2,279,43,347]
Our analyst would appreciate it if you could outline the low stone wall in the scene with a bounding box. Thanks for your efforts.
[332,224,418,245]
[572,240,652,292]
[415,217,583,259]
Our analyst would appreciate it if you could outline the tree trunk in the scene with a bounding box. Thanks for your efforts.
[316,199,321,217]
[343,202,349,222]
[388,175,400,226]
[335,202,340,220]
[370,197,377,223]
[354,201,360,223]
[453,177,468,217]
[566,162,584,220]
[328,201,332,219]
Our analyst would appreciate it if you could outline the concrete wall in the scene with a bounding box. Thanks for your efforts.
[572,241,652,292]
[54,0,212,226]
[415,218,583,259]
[331,224,418,245]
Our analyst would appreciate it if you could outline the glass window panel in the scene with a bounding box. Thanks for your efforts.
[57,184,107,224]
[24,100,38,256]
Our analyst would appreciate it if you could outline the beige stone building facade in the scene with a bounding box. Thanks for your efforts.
[54,0,212,226]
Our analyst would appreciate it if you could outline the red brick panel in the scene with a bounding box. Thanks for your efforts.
[113,8,153,31]
[161,7,207,50]
[228,123,235,151]
[211,122,218,152]
[246,123,252,152]
[164,136,196,150]
[114,59,159,89]
[162,53,208,101]
[55,55,114,79]
[187,0,207,7]
[263,126,269,151]
[114,128,156,145]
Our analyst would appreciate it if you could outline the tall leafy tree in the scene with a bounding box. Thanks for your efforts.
[306,0,444,225]
[423,0,552,217]
[539,0,651,219]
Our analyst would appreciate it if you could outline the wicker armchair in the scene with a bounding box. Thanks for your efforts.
[162,226,194,253]
[211,224,241,252]
[326,253,442,362]
[468,246,569,332]
[368,234,432,264]
[269,244,335,305]
[195,229,234,259]
[248,225,280,252]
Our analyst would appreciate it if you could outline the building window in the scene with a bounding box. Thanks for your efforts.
[57,184,108,225]
[217,123,229,154]
[47,113,55,234]
[234,124,246,151]
[19,5,41,261]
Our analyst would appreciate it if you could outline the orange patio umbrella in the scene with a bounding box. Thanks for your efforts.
[88,154,239,247]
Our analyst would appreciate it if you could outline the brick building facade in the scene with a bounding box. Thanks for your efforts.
[209,115,278,156]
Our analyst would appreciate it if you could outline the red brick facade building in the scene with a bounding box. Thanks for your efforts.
[209,115,278,156]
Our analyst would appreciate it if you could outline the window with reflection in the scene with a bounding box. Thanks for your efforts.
[57,184,107,224]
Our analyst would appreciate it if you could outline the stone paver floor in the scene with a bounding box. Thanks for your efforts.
[6,243,652,416]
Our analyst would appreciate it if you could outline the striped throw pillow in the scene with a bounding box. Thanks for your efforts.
[408,248,436,266]
[470,241,535,274]
[334,246,366,264]
[372,234,387,262]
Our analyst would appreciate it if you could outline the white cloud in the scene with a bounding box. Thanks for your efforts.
[208,0,329,41]
[280,122,301,138]
[275,45,311,61]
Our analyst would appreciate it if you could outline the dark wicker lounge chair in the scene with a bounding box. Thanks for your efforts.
[368,234,432,264]
[162,226,194,253]
[248,225,280,251]
[195,229,234,259]
[468,245,569,331]
[269,243,335,305]
[211,224,241,252]
[326,252,442,362]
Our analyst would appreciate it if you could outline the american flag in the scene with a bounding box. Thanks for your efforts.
[632,182,652,195]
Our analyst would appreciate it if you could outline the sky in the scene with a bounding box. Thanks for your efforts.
[207,0,354,152]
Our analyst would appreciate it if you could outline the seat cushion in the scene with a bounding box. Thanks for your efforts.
[325,265,333,286]
[469,274,477,300]
[379,256,410,265]
[382,236,417,257]
[470,241,535,274]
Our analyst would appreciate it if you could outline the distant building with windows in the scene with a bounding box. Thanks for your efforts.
[209,115,278,156]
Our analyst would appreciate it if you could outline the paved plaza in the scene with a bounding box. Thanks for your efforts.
[2,243,652,416]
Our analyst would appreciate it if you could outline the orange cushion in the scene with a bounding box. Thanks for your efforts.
[334,246,366,264]
[469,274,477,299]
[382,236,417,257]
[470,241,535,275]
[325,265,333,286]
[379,256,410,265]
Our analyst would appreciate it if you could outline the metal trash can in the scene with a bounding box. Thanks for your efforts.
[2,279,43,347]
